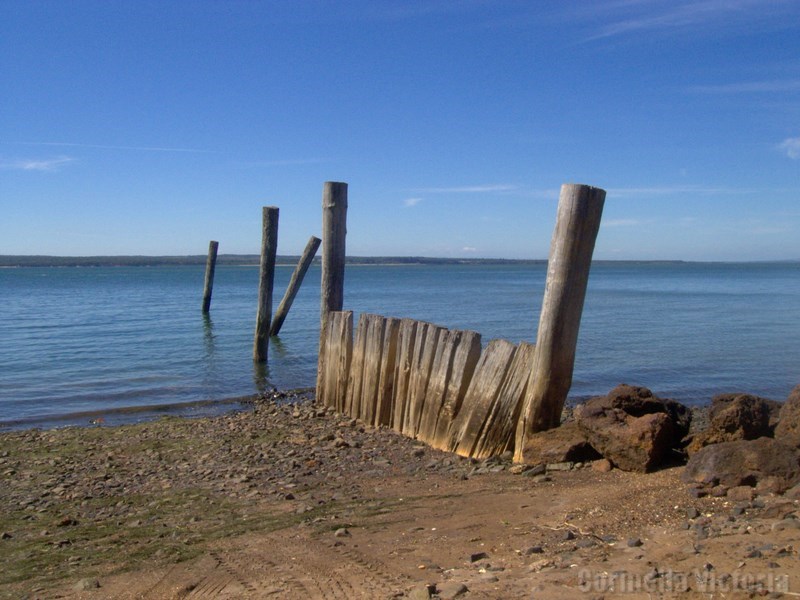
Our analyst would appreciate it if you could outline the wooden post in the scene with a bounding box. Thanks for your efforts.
[253,206,279,363]
[270,235,321,336]
[201,240,219,313]
[320,182,348,340]
[515,184,605,459]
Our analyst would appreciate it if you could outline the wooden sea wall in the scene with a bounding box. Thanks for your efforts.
[317,312,535,458]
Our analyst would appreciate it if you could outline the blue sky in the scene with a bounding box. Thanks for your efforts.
[2,0,799,260]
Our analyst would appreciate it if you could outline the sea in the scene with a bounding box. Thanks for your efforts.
[1,262,799,430]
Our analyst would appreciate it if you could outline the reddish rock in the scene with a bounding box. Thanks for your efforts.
[519,421,600,466]
[775,385,800,448]
[688,393,772,454]
[682,437,800,494]
[575,385,688,473]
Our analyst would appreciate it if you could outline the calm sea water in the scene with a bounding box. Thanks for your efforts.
[1,262,799,427]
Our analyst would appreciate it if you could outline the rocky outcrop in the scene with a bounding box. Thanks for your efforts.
[687,393,772,454]
[575,385,689,473]
[682,437,800,494]
[775,385,800,448]
[518,421,600,465]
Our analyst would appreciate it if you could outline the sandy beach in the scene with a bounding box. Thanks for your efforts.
[1,391,797,599]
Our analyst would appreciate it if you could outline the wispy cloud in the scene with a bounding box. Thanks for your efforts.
[779,137,800,159]
[238,158,329,167]
[413,184,518,193]
[16,141,211,153]
[606,185,759,197]
[0,156,75,171]
[462,246,478,253]
[603,218,641,227]
[688,80,800,94]
[403,197,422,207]
[575,0,797,42]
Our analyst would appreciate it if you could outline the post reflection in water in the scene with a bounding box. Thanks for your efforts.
[202,313,216,362]
[252,361,271,393]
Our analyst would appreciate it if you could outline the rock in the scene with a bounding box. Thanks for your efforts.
[518,422,601,465]
[591,458,613,472]
[688,394,772,454]
[775,385,800,448]
[524,545,544,555]
[407,585,433,600]
[436,582,469,599]
[523,464,546,477]
[546,461,574,472]
[334,527,350,538]
[73,578,100,591]
[470,551,489,562]
[576,386,679,472]
[682,438,800,493]
[627,537,643,547]
[726,486,756,502]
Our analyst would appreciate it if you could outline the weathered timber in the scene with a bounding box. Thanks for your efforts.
[515,184,605,459]
[270,235,321,336]
[201,240,219,313]
[449,339,517,456]
[375,317,401,427]
[316,310,353,411]
[253,207,279,363]
[391,319,419,431]
[429,330,483,451]
[417,329,482,448]
[358,314,388,425]
[403,322,444,437]
[344,313,369,418]
[320,182,348,340]
[472,341,536,459]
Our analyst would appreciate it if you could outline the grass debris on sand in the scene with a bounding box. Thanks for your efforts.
[0,392,797,599]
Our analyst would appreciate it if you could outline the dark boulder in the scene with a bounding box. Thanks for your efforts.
[575,385,688,472]
[775,384,800,448]
[682,437,800,494]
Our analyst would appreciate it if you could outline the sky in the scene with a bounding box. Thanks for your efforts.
[1,0,799,261]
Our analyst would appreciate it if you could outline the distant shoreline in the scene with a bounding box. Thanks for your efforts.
[3,255,796,268]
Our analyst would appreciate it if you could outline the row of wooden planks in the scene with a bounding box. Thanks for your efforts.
[316,311,535,459]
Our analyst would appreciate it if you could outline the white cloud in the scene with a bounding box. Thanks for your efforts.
[0,156,75,171]
[779,137,800,159]
[403,197,422,207]
[462,246,478,252]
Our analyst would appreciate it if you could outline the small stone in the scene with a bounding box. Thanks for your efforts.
[334,528,350,537]
[413,448,426,457]
[437,582,469,599]
[524,545,544,555]
[470,551,489,562]
[686,507,700,519]
[407,585,432,600]
[626,537,643,547]
[284,492,295,500]
[562,530,575,541]
[592,459,613,473]
[523,464,546,477]
[479,573,499,582]
[73,578,100,591]
[0,532,11,540]
[546,461,574,472]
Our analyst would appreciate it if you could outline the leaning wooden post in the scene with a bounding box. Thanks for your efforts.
[270,235,321,336]
[201,240,219,313]
[515,183,605,461]
[320,182,348,339]
[253,206,279,363]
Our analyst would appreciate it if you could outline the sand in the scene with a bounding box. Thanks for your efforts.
[1,392,797,599]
